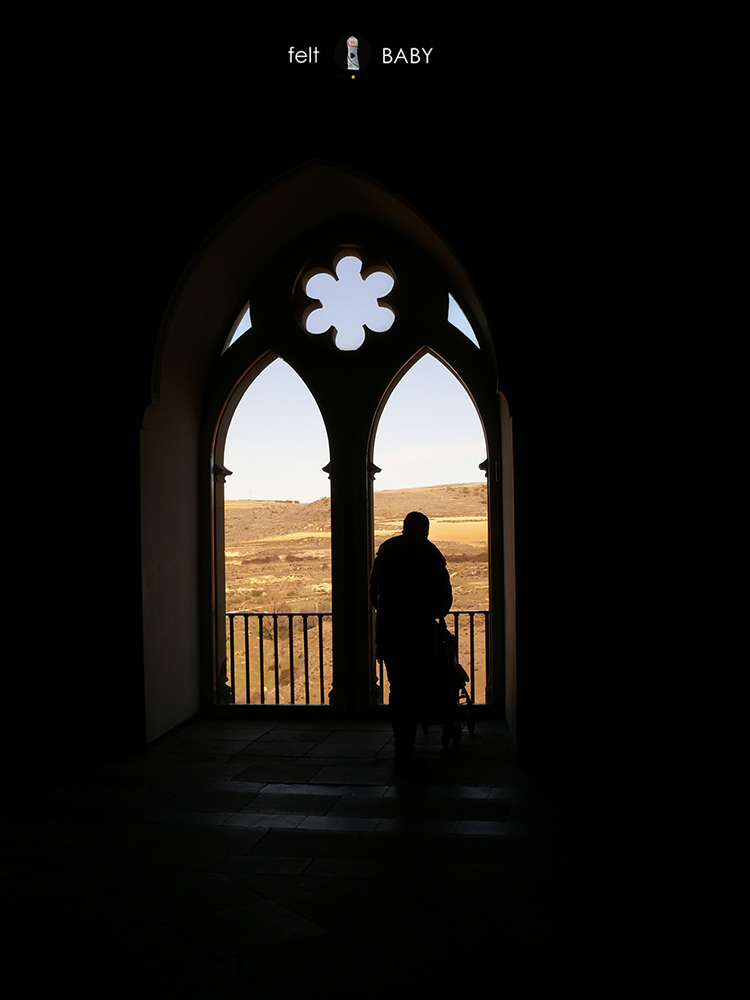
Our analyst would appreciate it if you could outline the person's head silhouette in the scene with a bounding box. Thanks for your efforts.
[402,511,430,540]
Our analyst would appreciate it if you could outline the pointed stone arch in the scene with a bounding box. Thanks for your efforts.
[370,348,493,703]
[369,346,489,467]
[141,160,515,744]
[211,348,333,707]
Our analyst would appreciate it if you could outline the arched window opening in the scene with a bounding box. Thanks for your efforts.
[447,293,480,348]
[297,250,397,351]
[372,353,490,705]
[222,358,332,705]
[223,302,252,353]
[145,163,514,747]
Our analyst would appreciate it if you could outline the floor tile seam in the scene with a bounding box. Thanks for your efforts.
[0,810,536,837]
[67,807,321,829]
[289,757,394,766]
[243,793,516,816]
[373,817,461,834]
[252,782,511,799]
[221,812,315,829]
[301,856,544,884]
[356,818,539,836]
[297,815,382,832]
[257,782,390,797]
[118,808,282,829]
[1,787,557,812]
[0,792,538,823]
[241,796,516,824]
[15,779,523,798]
[236,803,342,820]
[220,811,457,833]
[2,805,234,827]
[243,794,512,818]
[454,819,538,836]
[381,785,508,799]
[229,820,507,848]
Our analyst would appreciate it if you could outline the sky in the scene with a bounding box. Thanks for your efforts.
[223,267,486,502]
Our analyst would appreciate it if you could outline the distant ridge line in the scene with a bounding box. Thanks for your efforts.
[226,483,487,504]
[374,482,485,493]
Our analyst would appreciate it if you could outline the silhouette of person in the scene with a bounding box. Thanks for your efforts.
[369,511,452,771]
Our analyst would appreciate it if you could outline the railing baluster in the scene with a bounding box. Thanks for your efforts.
[242,615,250,704]
[258,614,265,705]
[318,614,325,703]
[229,610,505,708]
[302,614,310,704]
[287,614,295,705]
[273,616,280,703]
[228,614,236,701]
[451,612,460,680]
[469,611,476,703]
[485,611,489,704]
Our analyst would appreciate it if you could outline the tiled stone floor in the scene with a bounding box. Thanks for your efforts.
[1,716,740,998]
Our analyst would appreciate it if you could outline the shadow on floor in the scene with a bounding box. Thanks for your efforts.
[1,717,739,998]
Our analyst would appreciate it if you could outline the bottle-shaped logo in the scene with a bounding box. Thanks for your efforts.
[347,36,359,70]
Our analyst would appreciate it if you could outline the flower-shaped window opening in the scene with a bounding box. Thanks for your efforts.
[303,255,396,351]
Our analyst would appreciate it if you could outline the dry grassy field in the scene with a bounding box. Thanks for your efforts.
[224,483,489,705]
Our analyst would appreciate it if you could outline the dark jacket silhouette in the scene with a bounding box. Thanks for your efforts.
[369,511,452,767]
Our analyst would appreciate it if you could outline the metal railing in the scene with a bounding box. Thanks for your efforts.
[449,609,489,705]
[374,610,488,706]
[225,610,488,706]
[226,612,332,705]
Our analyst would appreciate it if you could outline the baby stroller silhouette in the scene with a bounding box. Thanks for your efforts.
[421,618,475,747]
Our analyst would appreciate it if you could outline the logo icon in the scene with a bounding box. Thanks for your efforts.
[347,37,359,70]
[335,35,371,75]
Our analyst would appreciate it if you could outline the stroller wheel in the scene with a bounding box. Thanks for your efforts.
[453,724,462,745]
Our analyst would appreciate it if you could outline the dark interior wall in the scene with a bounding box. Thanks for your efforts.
[18,30,741,800]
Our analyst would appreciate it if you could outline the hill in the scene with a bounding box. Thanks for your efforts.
[225,483,488,610]
[224,483,489,704]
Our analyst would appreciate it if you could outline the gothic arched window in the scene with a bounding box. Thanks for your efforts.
[208,230,508,718]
